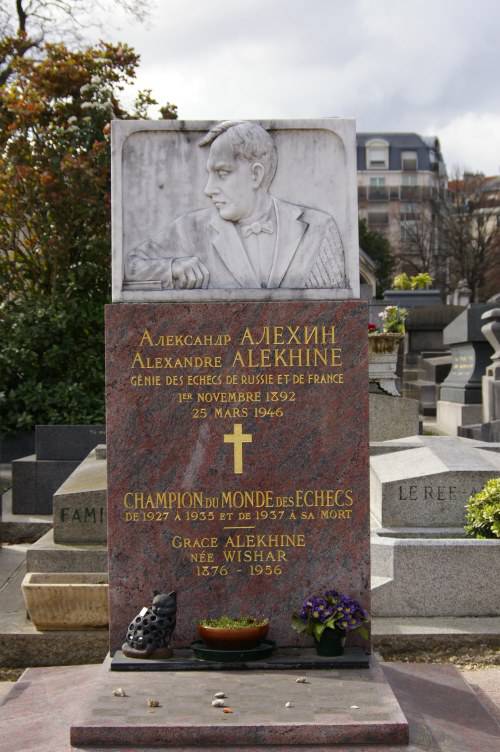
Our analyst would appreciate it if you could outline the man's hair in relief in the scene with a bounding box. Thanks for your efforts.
[199,120,278,190]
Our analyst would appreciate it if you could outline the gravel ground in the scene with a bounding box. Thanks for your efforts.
[380,643,500,670]
[0,645,498,682]
[0,668,24,682]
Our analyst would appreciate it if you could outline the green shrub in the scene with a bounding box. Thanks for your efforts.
[411,272,433,290]
[465,478,500,539]
[0,296,105,435]
[392,273,412,290]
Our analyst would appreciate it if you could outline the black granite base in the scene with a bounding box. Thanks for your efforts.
[111,646,370,671]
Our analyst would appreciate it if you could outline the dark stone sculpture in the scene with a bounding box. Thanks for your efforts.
[122,591,177,659]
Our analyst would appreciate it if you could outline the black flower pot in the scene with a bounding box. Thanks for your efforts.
[315,627,346,656]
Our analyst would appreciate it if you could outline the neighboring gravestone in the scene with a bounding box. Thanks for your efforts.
[36,425,106,461]
[371,435,500,618]
[370,435,500,534]
[12,424,106,514]
[436,304,494,435]
[369,393,419,441]
[53,446,107,544]
[459,308,500,441]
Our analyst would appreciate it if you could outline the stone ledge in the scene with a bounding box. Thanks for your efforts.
[70,656,408,748]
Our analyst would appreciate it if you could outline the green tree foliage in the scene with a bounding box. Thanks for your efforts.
[0,40,177,433]
[0,296,106,430]
[358,219,395,297]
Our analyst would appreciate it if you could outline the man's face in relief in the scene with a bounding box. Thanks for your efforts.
[204,135,258,222]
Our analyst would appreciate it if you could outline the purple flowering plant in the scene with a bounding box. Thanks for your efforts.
[292,589,369,642]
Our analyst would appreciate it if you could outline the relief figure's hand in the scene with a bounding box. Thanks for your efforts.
[171,256,209,289]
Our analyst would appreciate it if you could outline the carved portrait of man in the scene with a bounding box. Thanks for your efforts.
[124,120,347,290]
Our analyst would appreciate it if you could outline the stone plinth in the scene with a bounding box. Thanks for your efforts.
[435,400,482,436]
[372,536,500,617]
[70,658,408,748]
[106,301,369,652]
[26,529,107,573]
[369,393,419,442]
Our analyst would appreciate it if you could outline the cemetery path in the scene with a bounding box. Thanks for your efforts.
[461,667,500,725]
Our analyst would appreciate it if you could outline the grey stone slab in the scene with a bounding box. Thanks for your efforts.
[443,304,496,345]
[71,657,408,748]
[26,529,107,573]
[111,647,369,671]
[383,290,443,309]
[435,400,482,435]
[370,436,500,528]
[36,425,106,461]
[11,456,36,515]
[94,444,107,460]
[53,449,107,545]
[369,393,419,442]
[371,536,500,617]
[0,432,34,463]
[12,456,79,515]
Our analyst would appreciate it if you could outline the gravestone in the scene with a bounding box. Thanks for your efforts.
[436,304,495,434]
[107,118,368,652]
[370,435,500,617]
[53,446,107,544]
[459,308,500,441]
[12,424,105,514]
[371,434,500,534]
[72,119,408,748]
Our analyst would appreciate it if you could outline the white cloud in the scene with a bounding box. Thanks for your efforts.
[430,113,500,175]
[103,0,500,174]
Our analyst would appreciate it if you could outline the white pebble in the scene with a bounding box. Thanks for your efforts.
[285,701,293,708]
[212,699,225,707]
[295,676,308,683]
[213,691,226,699]
[350,705,360,709]
[112,687,127,697]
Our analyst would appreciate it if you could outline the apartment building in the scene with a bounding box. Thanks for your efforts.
[357,133,448,273]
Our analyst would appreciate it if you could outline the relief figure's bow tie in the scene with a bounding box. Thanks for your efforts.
[241,220,274,238]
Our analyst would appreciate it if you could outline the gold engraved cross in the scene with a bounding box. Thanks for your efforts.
[223,424,253,474]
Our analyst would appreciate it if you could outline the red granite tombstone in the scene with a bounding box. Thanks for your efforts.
[106,299,369,652]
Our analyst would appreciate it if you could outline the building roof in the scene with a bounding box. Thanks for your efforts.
[356,132,444,172]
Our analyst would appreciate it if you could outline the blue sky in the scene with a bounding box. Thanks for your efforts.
[103,0,500,174]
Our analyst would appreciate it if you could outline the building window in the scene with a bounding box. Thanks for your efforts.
[366,140,389,169]
[368,211,389,228]
[368,176,388,200]
[401,220,418,242]
[400,202,420,221]
[401,151,418,171]
[401,173,419,200]
[402,174,418,186]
